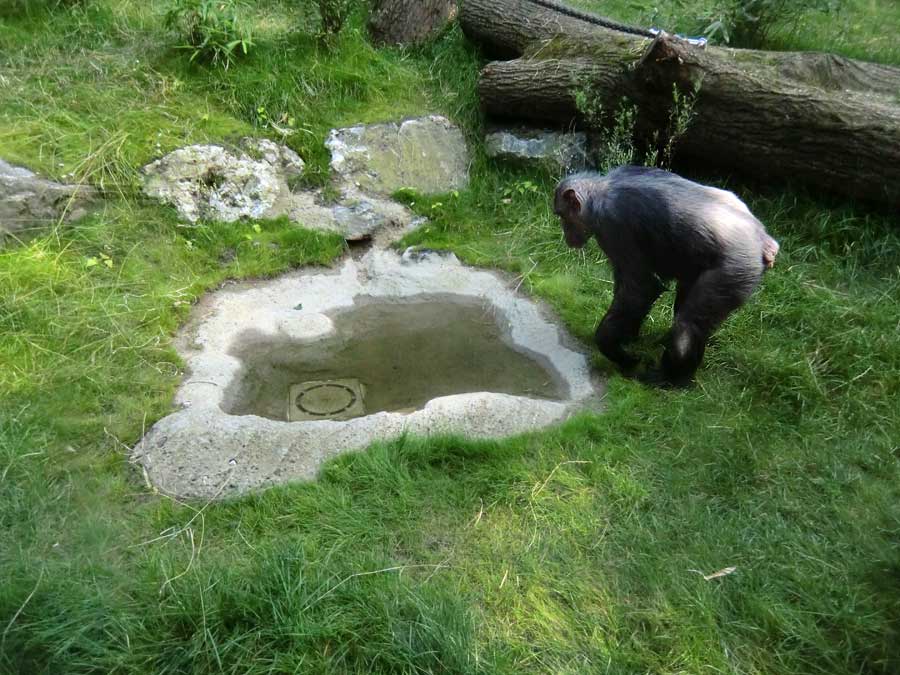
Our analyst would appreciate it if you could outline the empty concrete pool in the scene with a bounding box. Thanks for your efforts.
[134,248,601,499]
[223,296,565,422]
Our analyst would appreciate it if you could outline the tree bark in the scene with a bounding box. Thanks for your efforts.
[369,0,457,47]
[461,0,634,57]
[461,0,900,207]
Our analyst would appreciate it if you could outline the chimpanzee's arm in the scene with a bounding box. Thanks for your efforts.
[594,264,664,370]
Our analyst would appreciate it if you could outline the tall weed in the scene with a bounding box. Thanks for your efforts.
[164,0,254,68]
[574,84,698,171]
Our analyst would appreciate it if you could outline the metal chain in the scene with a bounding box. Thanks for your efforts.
[520,0,656,38]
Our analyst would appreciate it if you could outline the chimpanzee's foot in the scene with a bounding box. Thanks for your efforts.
[636,367,665,386]
[638,366,694,389]
[616,353,641,373]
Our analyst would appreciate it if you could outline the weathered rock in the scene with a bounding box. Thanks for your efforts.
[400,246,456,264]
[287,187,419,241]
[141,141,301,223]
[0,159,98,243]
[326,115,469,196]
[141,139,423,242]
[240,138,305,178]
[485,128,591,173]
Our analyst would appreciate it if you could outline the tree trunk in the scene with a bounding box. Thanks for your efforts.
[369,0,457,47]
[460,0,629,57]
[461,0,900,207]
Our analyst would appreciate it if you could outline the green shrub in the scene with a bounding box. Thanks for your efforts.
[574,84,697,172]
[164,0,253,69]
[702,0,843,47]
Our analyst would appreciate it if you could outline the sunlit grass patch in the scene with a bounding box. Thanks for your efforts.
[0,203,344,441]
[1,1,899,673]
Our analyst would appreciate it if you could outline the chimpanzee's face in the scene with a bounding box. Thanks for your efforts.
[554,188,590,248]
[559,216,590,248]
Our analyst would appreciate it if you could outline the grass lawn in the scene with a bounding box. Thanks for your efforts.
[1,1,898,672]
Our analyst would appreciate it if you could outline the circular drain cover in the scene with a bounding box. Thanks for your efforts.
[296,383,357,416]
[288,379,366,422]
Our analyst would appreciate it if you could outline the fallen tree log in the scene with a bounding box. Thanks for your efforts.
[369,0,456,46]
[461,0,900,207]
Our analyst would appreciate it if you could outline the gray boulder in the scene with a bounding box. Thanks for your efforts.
[1,159,98,243]
[287,186,419,242]
[141,138,419,242]
[485,128,591,173]
[240,138,305,178]
[326,115,469,196]
[141,140,304,223]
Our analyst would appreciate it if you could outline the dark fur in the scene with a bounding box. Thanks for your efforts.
[555,166,779,385]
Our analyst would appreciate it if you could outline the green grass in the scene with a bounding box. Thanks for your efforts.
[572,0,900,63]
[0,0,436,186]
[2,0,899,673]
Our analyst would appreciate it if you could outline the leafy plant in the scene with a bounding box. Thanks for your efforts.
[597,104,639,171]
[701,0,843,47]
[502,180,541,200]
[575,83,698,171]
[646,84,698,169]
[85,252,114,269]
[164,0,253,69]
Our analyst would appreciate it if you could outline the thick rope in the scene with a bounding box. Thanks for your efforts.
[520,0,656,38]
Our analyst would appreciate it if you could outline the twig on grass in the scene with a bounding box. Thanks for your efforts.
[130,469,233,548]
[532,460,592,498]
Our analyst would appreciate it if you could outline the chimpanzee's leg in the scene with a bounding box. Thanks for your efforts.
[657,276,697,346]
[662,265,762,384]
[595,274,664,370]
[673,276,696,317]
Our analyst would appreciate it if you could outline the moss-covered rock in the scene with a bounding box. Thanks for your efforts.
[326,115,469,196]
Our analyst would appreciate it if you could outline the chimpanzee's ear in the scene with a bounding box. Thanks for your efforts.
[562,188,582,216]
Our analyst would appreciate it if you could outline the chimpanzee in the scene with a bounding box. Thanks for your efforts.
[554,166,779,385]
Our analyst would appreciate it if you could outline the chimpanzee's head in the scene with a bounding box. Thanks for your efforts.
[553,179,590,248]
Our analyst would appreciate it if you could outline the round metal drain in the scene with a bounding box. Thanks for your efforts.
[295,382,358,417]
[288,379,366,422]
